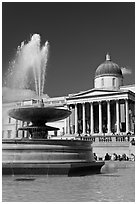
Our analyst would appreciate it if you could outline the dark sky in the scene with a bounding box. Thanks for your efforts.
[2,2,135,97]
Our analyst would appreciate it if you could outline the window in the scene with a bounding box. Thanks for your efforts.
[112,78,116,87]
[8,117,11,124]
[2,130,4,138]
[101,78,104,87]
[7,130,12,138]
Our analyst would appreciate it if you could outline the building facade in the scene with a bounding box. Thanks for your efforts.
[65,54,135,137]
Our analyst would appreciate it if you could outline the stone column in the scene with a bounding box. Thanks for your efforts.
[116,100,120,134]
[82,103,86,134]
[69,106,73,134]
[74,103,78,134]
[64,118,67,134]
[22,121,24,138]
[125,99,129,133]
[67,105,70,134]
[90,102,94,134]
[107,100,111,134]
[99,101,102,134]
[15,120,18,138]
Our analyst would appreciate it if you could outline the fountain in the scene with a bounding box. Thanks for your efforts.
[2,34,104,176]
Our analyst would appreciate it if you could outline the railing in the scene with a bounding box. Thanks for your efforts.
[77,135,135,143]
[99,136,112,142]
[75,135,94,141]
[16,99,66,107]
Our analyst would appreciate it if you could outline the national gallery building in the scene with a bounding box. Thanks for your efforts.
[2,54,135,140]
[65,54,135,137]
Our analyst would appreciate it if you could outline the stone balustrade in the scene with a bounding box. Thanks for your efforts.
[75,135,134,143]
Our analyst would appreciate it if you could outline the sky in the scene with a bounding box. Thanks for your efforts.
[2,2,135,98]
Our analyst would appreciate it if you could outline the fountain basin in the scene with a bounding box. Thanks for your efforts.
[8,106,71,123]
[2,139,104,176]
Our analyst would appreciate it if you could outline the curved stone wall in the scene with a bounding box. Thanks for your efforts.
[2,139,105,176]
[2,139,94,164]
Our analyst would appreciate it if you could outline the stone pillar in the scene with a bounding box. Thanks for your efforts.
[125,99,129,133]
[67,105,70,134]
[107,100,111,134]
[90,102,94,134]
[64,118,67,134]
[68,117,71,134]
[82,103,86,134]
[69,106,73,134]
[15,120,18,138]
[99,101,102,134]
[22,121,25,138]
[116,100,120,134]
[74,103,78,134]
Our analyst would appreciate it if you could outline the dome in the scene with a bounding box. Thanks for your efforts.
[95,54,123,78]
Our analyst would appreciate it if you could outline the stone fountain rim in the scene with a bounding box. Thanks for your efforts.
[8,106,71,123]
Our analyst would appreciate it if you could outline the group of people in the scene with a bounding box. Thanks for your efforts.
[93,152,135,161]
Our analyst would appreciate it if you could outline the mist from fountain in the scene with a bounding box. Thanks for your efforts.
[4,34,49,99]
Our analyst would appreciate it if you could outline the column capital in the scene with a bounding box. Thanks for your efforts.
[106,99,111,102]
[82,102,86,105]
[75,102,80,105]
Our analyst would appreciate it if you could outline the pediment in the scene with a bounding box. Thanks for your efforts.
[68,88,119,99]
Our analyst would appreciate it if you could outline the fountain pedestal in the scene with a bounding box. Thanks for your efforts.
[2,138,104,176]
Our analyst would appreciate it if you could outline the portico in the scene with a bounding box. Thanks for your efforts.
[65,90,135,136]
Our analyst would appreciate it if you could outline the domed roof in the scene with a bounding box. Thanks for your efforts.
[95,54,123,78]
